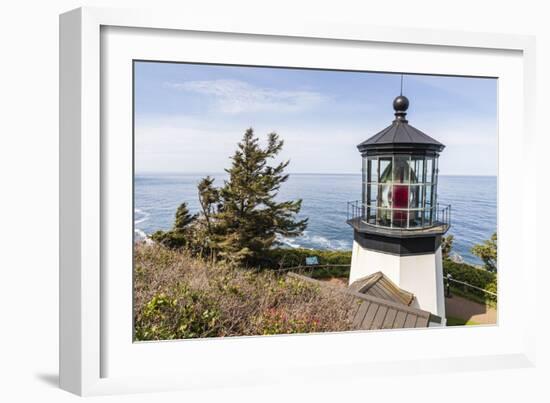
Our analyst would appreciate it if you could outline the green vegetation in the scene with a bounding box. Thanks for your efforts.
[152,128,307,267]
[264,248,352,267]
[441,232,497,305]
[142,131,356,341]
[471,232,497,272]
[151,202,197,250]
[446,316,481,326]
[260,248,351,278]
[441,235,454,260]
[443,260,497,304]
[134,244,356,341]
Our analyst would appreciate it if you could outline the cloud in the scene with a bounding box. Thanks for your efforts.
[164,79,327,114]
[134,114,384,174]
[134,111,497,176]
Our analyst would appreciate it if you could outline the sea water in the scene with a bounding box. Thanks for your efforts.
[134,173,496,265]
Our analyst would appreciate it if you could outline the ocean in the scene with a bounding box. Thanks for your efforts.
[134,173,496,265]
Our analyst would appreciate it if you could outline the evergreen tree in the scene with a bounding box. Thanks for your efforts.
[192,176,221,258]
[197,176,220,234]
[212,128,307,265]
[149,129,307,266]
[174,202,198,232]
[151,202,197,249]
[471,232,497,272]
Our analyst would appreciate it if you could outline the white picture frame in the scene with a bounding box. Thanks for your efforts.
[59,6,537,396]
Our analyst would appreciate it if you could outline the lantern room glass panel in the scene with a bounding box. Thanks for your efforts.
[377,157,392,226]
[359,153,441,230]
[392,155,410,183]
[379,158,392,182]
[391,156,410,228]
[411,157,425,183]
[367,157,378,183]
[409,184,423,227]
[426,158,434,183]
[366,184,378,224]
[424,184,434,225]
[363,157,378,224]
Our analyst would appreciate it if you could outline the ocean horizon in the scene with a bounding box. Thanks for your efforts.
[135,172,497,266]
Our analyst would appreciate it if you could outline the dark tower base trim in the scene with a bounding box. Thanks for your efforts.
[354,230,442,256]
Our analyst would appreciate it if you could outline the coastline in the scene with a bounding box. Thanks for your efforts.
[135,173,496,265]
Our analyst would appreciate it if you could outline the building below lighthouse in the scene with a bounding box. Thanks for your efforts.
[347,94,451,323]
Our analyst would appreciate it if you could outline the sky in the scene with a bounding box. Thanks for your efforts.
[134,62,497,176]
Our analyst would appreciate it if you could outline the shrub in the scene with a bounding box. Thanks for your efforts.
[255,247,352,278]
[135,289,220,340]
[134,244,355,341]
[443,260,497,301]
[255,308,322,335]
[262,248,351,267]
[150,202,197,250]
[471,232,498,272]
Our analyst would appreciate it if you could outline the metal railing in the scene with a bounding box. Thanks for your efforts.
[272,264,351,274]
[347,200,451,231]
[445,275,497,300]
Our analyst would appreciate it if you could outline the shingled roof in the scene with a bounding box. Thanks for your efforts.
[287,272,441,331]
[349,271,415,306]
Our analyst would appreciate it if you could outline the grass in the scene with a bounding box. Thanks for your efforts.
[446,316,481,326]
[134,243,357,341]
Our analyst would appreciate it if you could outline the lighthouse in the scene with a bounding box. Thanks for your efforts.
[347,94,451,320]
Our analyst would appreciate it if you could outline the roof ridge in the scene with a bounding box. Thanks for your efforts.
[401,122,414,142]
[391,122,399,143]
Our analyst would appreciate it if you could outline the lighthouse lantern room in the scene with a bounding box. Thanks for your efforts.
[347,94,451,320]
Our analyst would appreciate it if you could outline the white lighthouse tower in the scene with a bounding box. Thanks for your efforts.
[347,94,451,321]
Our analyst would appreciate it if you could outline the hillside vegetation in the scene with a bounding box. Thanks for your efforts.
[260,248,352,278]
[443,260,497,304]
[134,243,357,341]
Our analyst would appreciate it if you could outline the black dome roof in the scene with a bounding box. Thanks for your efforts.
[357,96,445,155]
